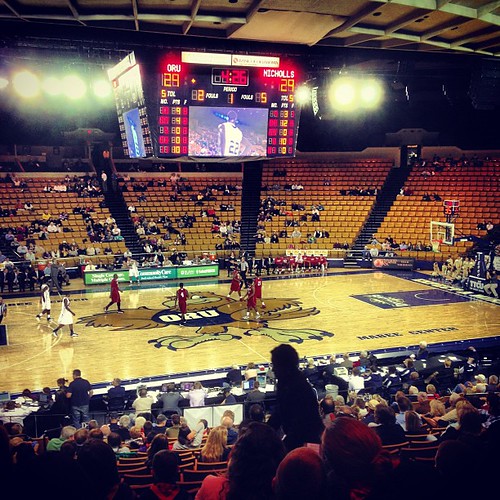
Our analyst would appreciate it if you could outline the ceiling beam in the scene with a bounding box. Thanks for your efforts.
[1,0,27,21]
[343,33,380,46]
[420,18,469,40]
[473,35,500,50]
[183,0,202,35]
[131,0,139,31]
[324,2,383,37]
[64,0,86,26]
[451,26,500,47]
[385,9,429,34]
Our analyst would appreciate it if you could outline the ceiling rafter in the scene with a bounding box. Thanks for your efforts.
[1,0,27,21]
[450,26,500,47]
[131,0,139,31]
[420,18,468,40]
[65,0,86,26]
[385,9,429,34]
[183,0,202,35]
[323,2,383,38]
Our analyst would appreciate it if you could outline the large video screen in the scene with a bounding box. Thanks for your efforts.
[188,106,268,157]
[108,53,153,158]
[156,51,300,159]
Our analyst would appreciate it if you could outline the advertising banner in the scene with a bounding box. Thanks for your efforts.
[138,267,177,281]
[372,257,414,270]
[177,265,219,278]
[84,270,129,285]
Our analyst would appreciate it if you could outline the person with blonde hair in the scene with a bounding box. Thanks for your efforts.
[199,425,230,463]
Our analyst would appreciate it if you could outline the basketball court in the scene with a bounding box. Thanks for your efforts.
[1,268,498,394]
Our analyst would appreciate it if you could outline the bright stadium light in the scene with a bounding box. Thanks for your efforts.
[295,85,311,105]
[62,75,87,99]
[0,77,8,90]
[329,77,357,110]
[42,76,63,96]
[92,79,112,98]
[360,79,384,108]
[12,70,40,98]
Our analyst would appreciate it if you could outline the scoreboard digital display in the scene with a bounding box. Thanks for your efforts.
[156,51,300,159]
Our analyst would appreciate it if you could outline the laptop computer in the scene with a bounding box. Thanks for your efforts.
[243,380,255,391]
[0,392,11,402]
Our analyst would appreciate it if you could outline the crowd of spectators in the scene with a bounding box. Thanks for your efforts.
[1,343,498,499]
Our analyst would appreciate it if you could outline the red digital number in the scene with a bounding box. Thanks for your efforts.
[221,69,230,84]
[232,70,247,86]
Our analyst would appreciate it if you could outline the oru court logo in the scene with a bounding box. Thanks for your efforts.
[77,291,333,351]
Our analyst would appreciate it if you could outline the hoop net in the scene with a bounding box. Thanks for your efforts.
[431,239,442,253]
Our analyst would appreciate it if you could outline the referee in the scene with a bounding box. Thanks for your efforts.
[239,257,249,288]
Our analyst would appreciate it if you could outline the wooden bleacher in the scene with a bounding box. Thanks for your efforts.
[255,160,393,257]
[0,175,127,266]
[376,160,500,260]
[120,174,242,255]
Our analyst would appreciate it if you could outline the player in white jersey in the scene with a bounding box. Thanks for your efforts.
[36,283,52,322]
[218,110,243,156]
[52,292,77,338]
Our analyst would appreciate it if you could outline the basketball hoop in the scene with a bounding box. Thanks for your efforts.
[431,239,442,253]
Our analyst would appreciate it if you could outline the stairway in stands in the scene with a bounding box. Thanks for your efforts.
[239,162,263,256]
[102,188,144,256]
[344,165,413,267]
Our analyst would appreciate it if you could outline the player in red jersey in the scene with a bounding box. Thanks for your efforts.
[253,275,265,308]
[241,279,259,321]
[104,274,123,313]
[174,282,189,325]
[227,269,242,300]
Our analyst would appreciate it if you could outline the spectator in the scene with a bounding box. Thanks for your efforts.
[188,382,208,407]
[140,449,184,500]
[199,425,230,463]
[196,422,285,500]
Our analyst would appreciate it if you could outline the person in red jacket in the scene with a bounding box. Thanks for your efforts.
[104,274,123,313]
[174,282,189,325]
[253,275,265,308]
[227,269,242,300]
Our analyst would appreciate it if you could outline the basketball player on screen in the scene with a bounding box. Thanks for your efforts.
[36,283,51,322]
[218,110,243,156]
[241,279,259,321]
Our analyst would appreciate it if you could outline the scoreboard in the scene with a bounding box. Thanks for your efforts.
[156,51,299,159]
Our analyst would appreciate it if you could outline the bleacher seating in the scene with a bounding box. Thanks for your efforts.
[255,160,392,257]
[0,175,127,266]
[376,160,500,260]
[119,174,242,255]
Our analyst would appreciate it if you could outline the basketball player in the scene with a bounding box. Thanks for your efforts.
[218,110,243,156]
[0,296,7,324]
[104,274,123,313]
[174,282,189,325]
[227,269,242,300]
[36,283,51,322]
[52,292,77,338]
[253,274,265,308]
[242,279,259,321]
[128,259,139,284]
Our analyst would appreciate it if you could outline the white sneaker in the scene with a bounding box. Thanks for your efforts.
[255,313,260,319]
[242,314,249,320]
[70,332,78,338]
[52,330,58,338]
[36,315,41,321]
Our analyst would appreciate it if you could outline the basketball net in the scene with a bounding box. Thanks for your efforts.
[431,239,442,253]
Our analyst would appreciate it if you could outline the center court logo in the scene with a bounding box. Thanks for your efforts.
[77,291,333,351]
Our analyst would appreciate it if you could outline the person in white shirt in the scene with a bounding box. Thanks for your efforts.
[348,366,365,395]
[132,388,155,416]
[188,382,208,407]
[36,283,51,322]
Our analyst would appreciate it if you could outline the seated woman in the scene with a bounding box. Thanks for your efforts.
[405,410,437,442]
[199,425,230,463]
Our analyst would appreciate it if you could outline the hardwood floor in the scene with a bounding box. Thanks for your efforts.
[1,269,498,393]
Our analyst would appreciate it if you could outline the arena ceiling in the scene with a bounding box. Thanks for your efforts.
[0,0,499,58]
